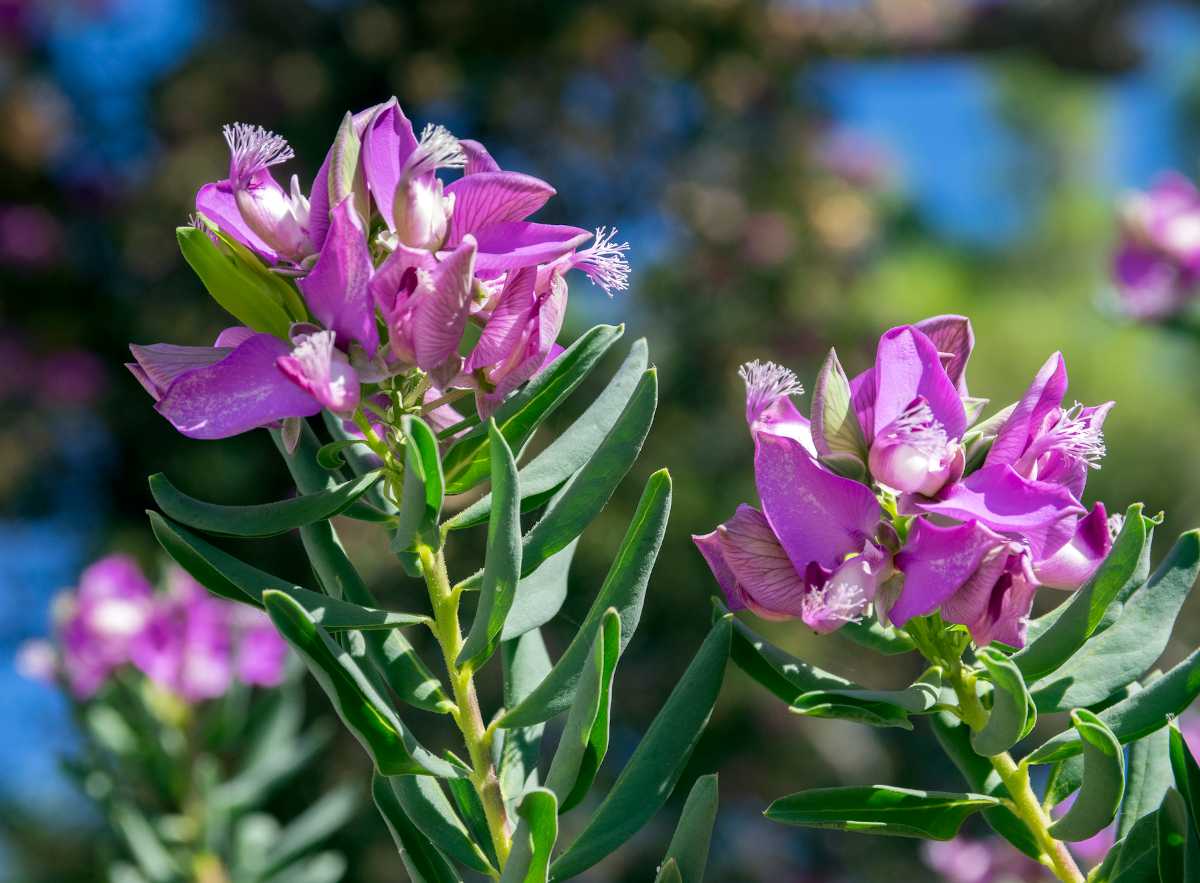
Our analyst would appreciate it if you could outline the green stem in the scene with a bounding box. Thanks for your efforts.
[949,668,1084,883]
[417,543,511,873]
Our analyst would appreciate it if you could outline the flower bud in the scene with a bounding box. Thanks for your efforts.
[394,175,454,251]
[868,398,962,496]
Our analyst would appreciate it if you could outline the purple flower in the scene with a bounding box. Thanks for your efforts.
[922,836,1051,883]
[231,605,288,688]
[1114,172,1200,320]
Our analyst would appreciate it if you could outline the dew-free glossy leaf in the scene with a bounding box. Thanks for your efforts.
[442,324,624,494]
[448,339,649,530]
[500,788,558,883]
[1093,809,1159,883]
[1158,788,1189,883]
[372,772,461,883]
[547,617,731,881]
[661,774,719,883]
[837,616,916,656]
[395,415,444,553]
[497,630,552,813]
[971,647,1034,756]
[764,785,999,840]
[263,591,456,778]
[392,774,495,874]
[544,609,619,813]
[501,539,577,642]
[500,470,670,728]
[1030,530,1200,712]
[150,471,382,539]
[1168,722,1200,843]
[1119,726,1172,840]
[1048,710,1125,842]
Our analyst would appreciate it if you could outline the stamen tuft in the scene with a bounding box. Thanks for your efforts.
[882,399,950,457]
[802,581,867,626]
[1046,403,1106,469]
[407,124,467,178]
[223,123,294,186]
[739,360,804,420]
[576,226,631,296]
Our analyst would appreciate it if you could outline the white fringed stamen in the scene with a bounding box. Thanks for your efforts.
[883,400,950,458]
[576,226,631,296]
[739,360,804,418]
[223,123,294,185]
[1043,402,1106,470]
[406,124,467,178]
[802,581,867,626]
[291,331,347,402]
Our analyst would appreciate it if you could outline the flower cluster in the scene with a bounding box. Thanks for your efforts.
[695,316,1113,648]
[128,99,629,440]
[1113,172,1200,320]
[20,554,287,701]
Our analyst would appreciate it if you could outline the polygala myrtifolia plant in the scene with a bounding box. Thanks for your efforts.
[130,98,725,882]
[694,315,1200,882]
[17,555,353,883]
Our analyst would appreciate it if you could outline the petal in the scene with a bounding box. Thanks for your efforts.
[471,222,591,272]
[872,325,967,442]
[445,172,556,246]
[755,396,816,452]
[719,504,810,620]
[413,235,478,370]
[914,464,1084,534]
[913,314,974,395]
[1114,244,1189,320]
[213,326,256,348]
[460,139,501,174]
[297,197,378,355]
[154,334,320,439]
[754,432,881,573]
[1033,503,1112,590]
[128,343,233,396]
[892,519,1007,626]
[276,331,361,415]
[944,554,1039,648]
[693,528,747,613]
[307,103,381,250]
[986,352,1068,468]
[361,99,419,231]
[196,181,280,263]
[465,267,537,371]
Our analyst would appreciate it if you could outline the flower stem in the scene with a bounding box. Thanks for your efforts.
[949,668,1084,883]
[417,543,511,873]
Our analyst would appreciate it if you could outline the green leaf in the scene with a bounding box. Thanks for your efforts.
[392,775,496,874]
[259,786,358,878]
[321,411,399,515]
[448,339,649,530]
[1048,709,1125,842]
[395,415,445,553]
[1158,788,1189,883]
[177,225,296,337]
[654,859,683,883]
[836,616,916,656]
[148,512,428,630]
[929,711,1041,859]
[442,324,624,494]
[149,471,383,538]
[501,539,578,643]
[547,617,731,881]
[499,470,671,728]
[262,591,456,778]
[374,629,454,714]
[459,421,522,670]
[328,110,367,220]
[518,368,657,578]
[810,348,867,462]
[764,785,999,840]
[372,772,461,883]
[1119,726,1172,840]
[1030,530,1200,712]
[1026,648,1200,766]
[111,803,180,883]
[260,853,345,883]
[1168,722,1200,843]
[444,753,501,871]
[660,774,719,883]
[1093,809,1159,883]
[971,647,1034,756]
[1014,505,1153,681]
[544,609,620,813]
[497,630,552,813]
[500,788,559,883]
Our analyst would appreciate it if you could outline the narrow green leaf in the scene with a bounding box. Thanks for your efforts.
[259,786,358,878]
[971,647,1034,756]
[547,617,731,881]
[149,471,382,539]
[111,803,180,883]
[260,853,345,883]
[836,616,916,655]
[518,368,657,577]
[929,711,1041,858]
[654,859,683,883]
[459,421,522,670]
[500,788,559,883]
[392,775,495,874]
[1119,726,1172,840]
[1158,788,1189,883]
[395,415,444,553]
[1026,648,1200,766]
[1168,722,1200,843]
[765,785,998,840]
[448,339,649,530]
[372,772,461,883]
[497,630,552,813]
[1048,709,1125,842]
[321,411,399,516]
[262,591,456,778]
[1014,505,1152,680]
[661,774,719,883]
[501,539,577,642]
[444,753,500,871]
[149,512,428,630]
[442,324,624,494]
[375,629,454,714]
[1031,530,1200,712]
[1093,807,1158,883]
[500,470,670,728]
[177,225,295,337]
[811,348,867,461]
[544,609,620,813]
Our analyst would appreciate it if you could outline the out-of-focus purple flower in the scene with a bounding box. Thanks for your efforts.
[38,348,108,407]
[1114,173,1200,320]
[694,364,891,633]
[0,204,64,267]
[230,605,288,687]
[15,639,58,683]
[59,555,155,698]
[922,836,1051,883]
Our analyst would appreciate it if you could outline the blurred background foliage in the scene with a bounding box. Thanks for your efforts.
[5,0,1200,880]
